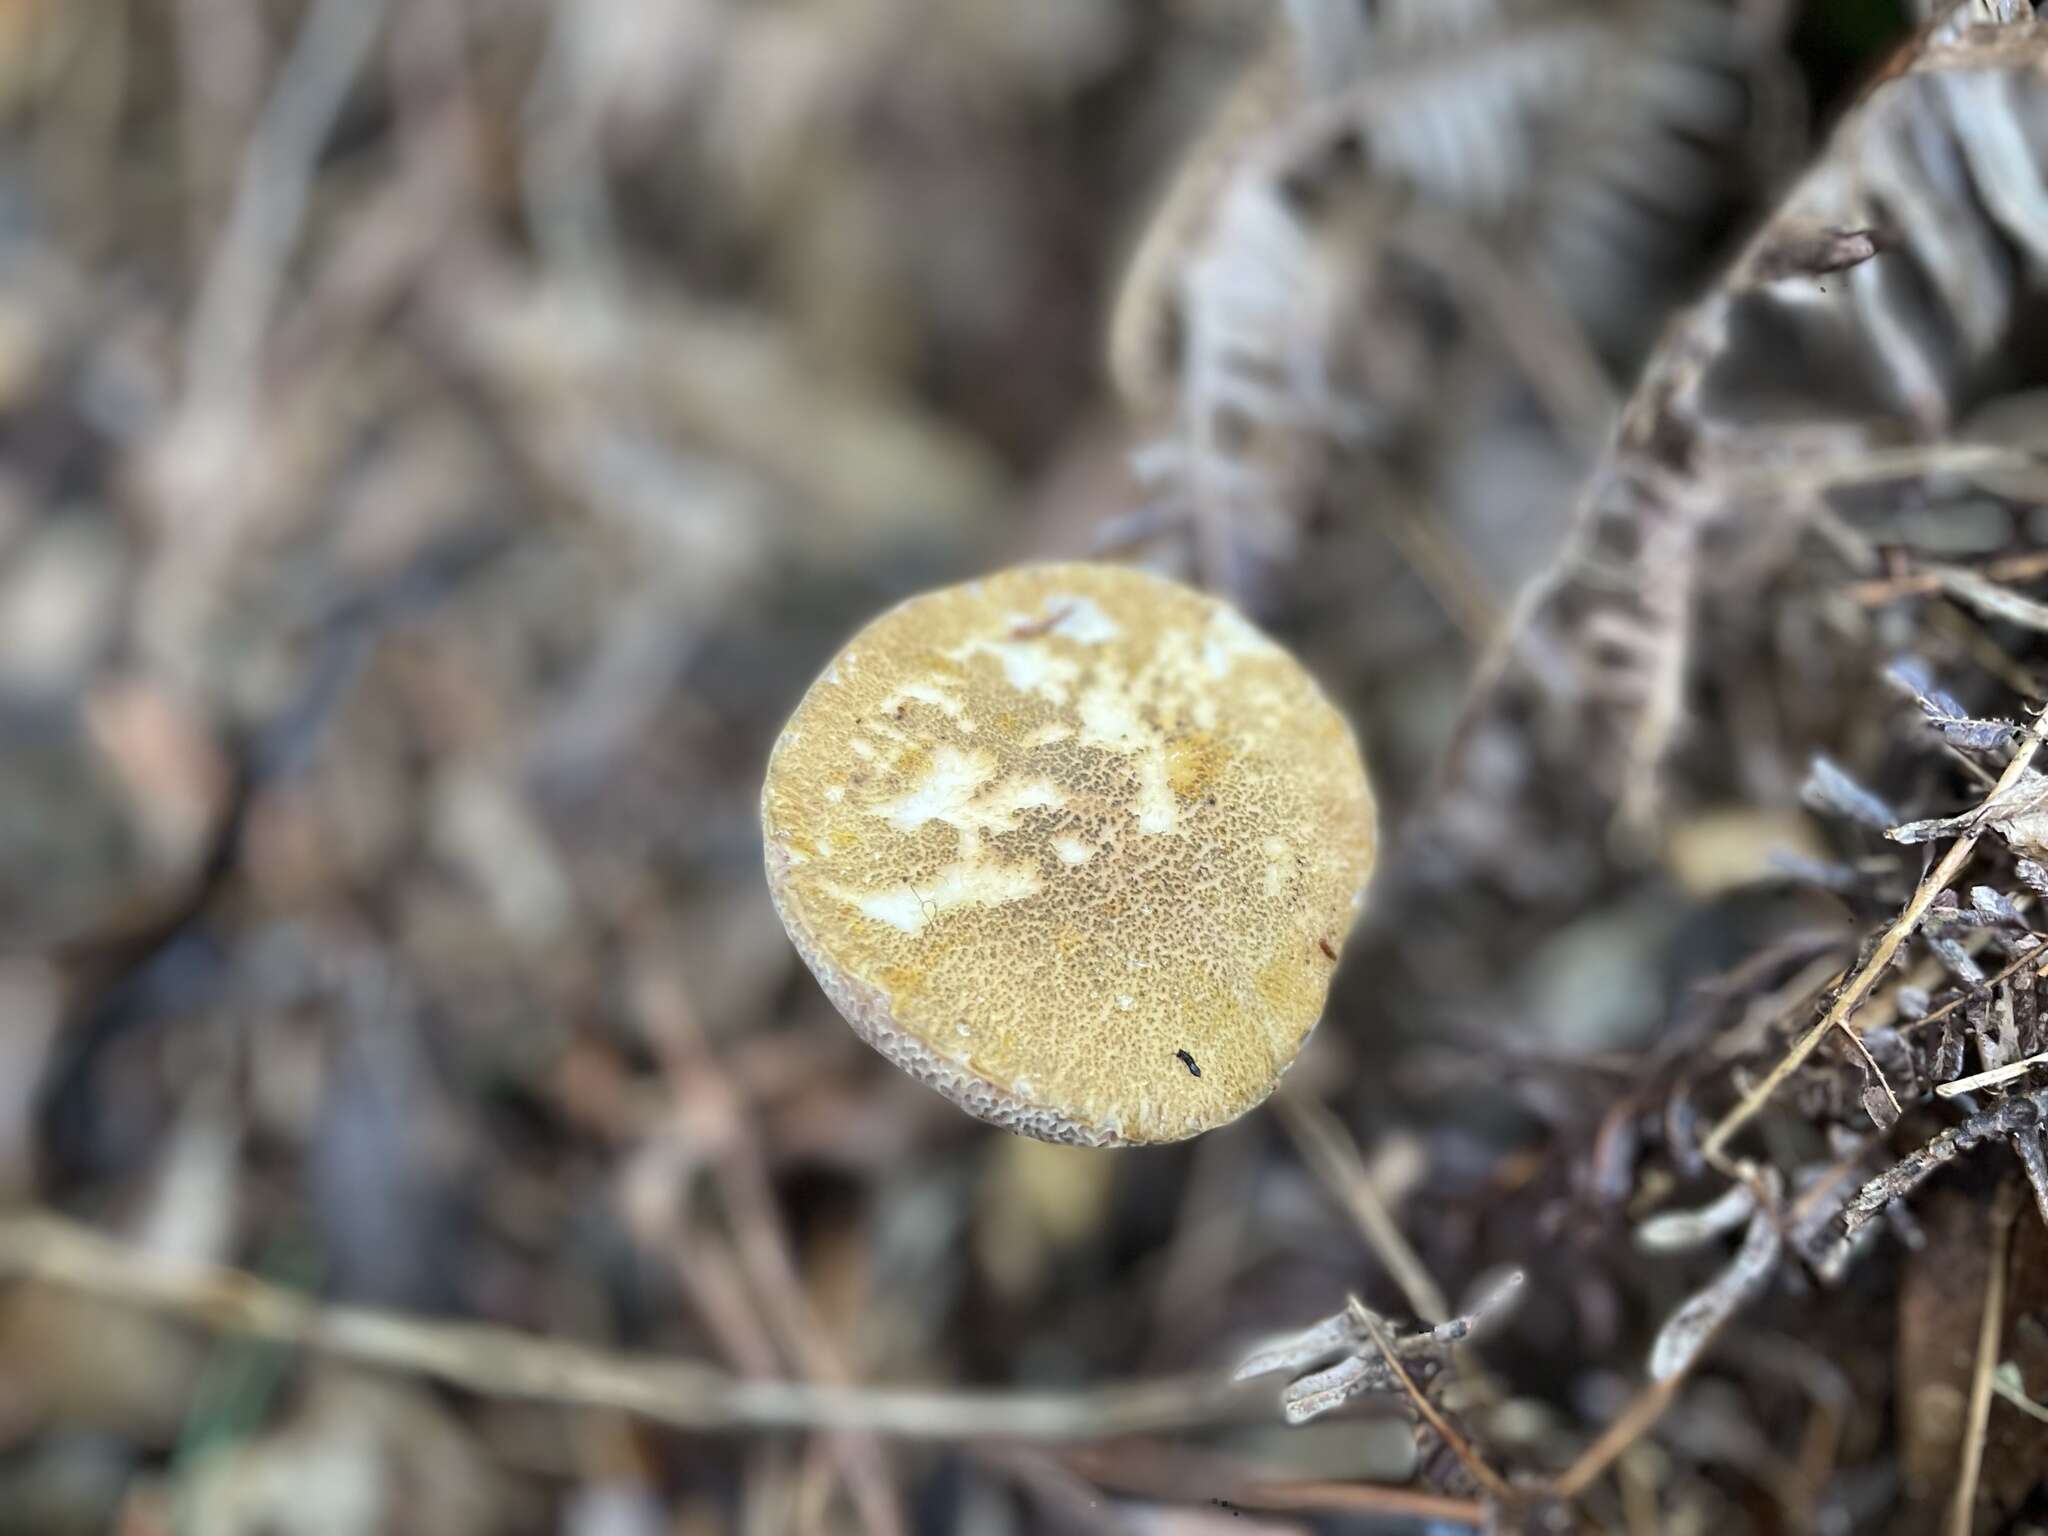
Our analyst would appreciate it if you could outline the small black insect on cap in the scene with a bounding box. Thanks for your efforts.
[1176,1049,1201,1078]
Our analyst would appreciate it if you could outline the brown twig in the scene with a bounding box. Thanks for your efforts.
[1549,1374,1686,1501]
[1841,1026,1905,1121]
[1217,1480,1485,1524]
[1931,599,2048,703]
[1722,442,2036,501]
[1849,548,2048,607]
[1366,475,1503,652]
[1703,703,2048,1161]
[1143,1124,1256,1370]
[973,1446,1134,1536]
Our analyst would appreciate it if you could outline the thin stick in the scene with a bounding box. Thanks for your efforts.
[1703,705,2048,1161]
[1909,941,2048,1036]
[2011,1131,2048,1235]
[1724,441,2034,499]
[1849,548,2048,607]
[1932,601,2048,704]
[1220,1480,1485,1524]
[1948,1183,2021,1536]
[634,959,904,1536]
[1387,209,1616,455]
[1062,1446,1486,1526]
[184,0,389,403]
[1279,1095,1451,1324]
[1371,482,1502,652]
[973,1446,1134,1536]
[1935,1047,2048,1099]
[1549,1375,1685,1501]
[1350,1298,1515,1506]
[1841,1026,1905,1119]
[0,1211,1252,1442]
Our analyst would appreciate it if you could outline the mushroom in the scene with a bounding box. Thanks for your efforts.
[760,562,1377,1146]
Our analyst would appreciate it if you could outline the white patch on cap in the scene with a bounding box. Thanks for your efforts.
[1202,607,1270,677]
[1132,749,1177,835]
[966,638,1080,703]
[1075,682,1177,834]
[1262,835,1293,897]
[972,776,1066,829]
[882,679,964,719]
[869,745,996,830]
[830,857,1043,935]
[1076,684,1145,749]
[868,749,1067,840]
[1044,595,1119,643]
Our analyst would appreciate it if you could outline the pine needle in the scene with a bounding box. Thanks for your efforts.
[1348,1296,1515,1507]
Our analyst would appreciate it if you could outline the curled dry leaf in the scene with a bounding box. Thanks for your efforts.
[1801,755,1896,831]
[1434,8,2048,892]
[1890,768,2048,859]
[1887,659,2020,752]
[1635,1180,1758,1253]
[1106,0,1764,593]
[1648,1171,1784,1382]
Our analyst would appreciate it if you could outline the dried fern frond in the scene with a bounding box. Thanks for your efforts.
[1435,6,2048,898]
[1107,0,1771,600]
[1107,21,1305,419]
[1235,1270,1524,1424]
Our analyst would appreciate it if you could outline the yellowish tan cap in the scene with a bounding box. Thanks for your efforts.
[761,562,1377,1146]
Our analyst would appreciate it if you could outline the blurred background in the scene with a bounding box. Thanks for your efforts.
[7,1,2045,1533]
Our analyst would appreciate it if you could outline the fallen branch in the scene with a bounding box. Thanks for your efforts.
[0,1210,1252,1442]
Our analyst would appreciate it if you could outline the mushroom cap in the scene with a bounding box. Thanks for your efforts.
[760,562,1377,1146]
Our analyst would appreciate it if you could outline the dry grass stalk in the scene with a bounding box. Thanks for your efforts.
[1549,1373,1688,1503]
[1948,1181,2022,1536]
[1850,549,2048,607]
[1062,1443,1488,1527]
[0,1210,1253,1441]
